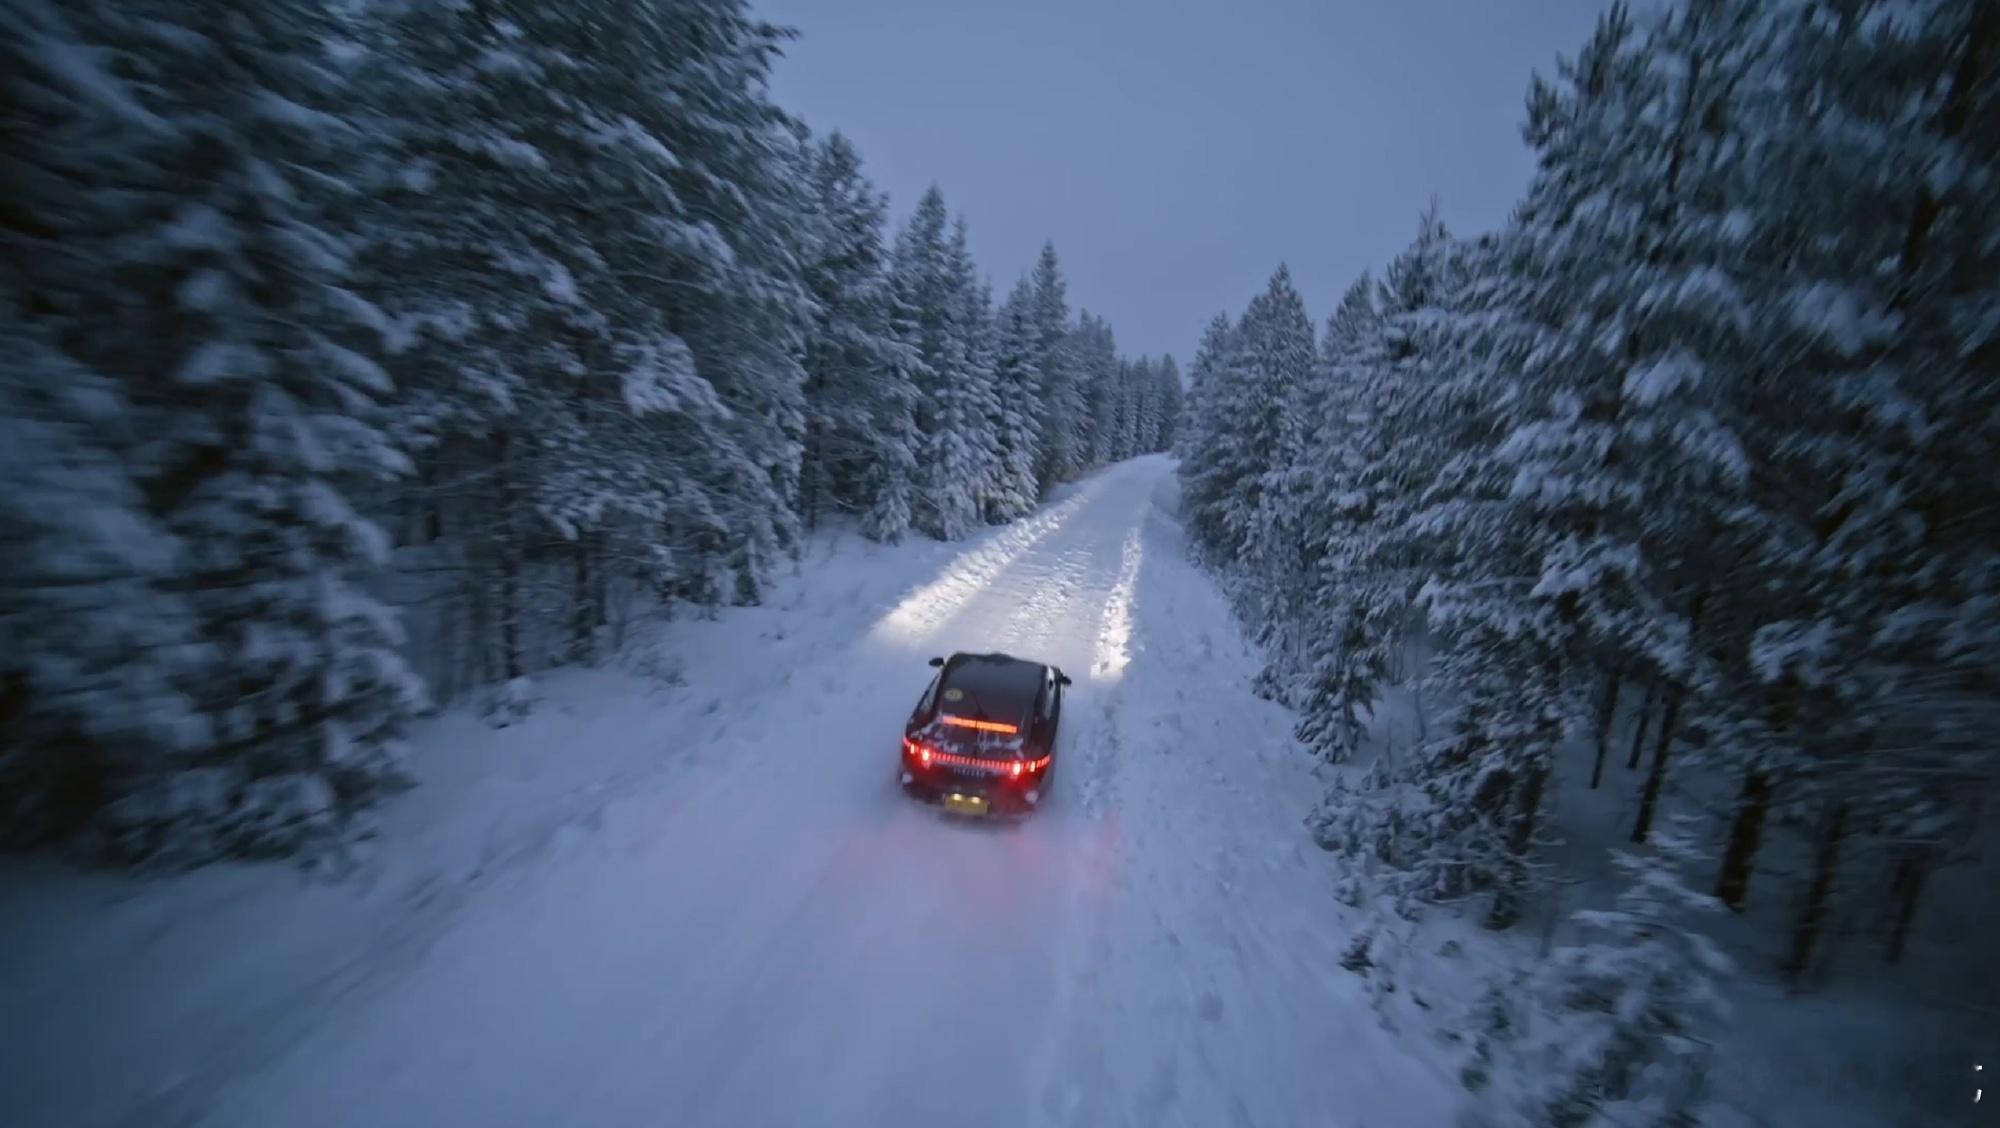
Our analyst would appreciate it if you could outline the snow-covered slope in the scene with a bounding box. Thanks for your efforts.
[1,455,1458,1128]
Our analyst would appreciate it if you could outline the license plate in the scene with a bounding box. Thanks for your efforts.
[944,792,989,816]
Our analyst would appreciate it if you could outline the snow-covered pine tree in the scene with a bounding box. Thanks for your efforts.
[1143,356,1170,454]
[607,0,813,609]
[1236,267,1320,702]
[1321,208,1578,927]
[1116,356,1141,460]
[1071,311,1120,471]
[1516,814,1733,1128]
[1123,356,1155,455]
[1176,312,1244,556]
[1153,354,1184,452]
[1029,243,1086,493]
[356,0,814,688]
[1122,357,1149,460]
[0,305,207,847]
[350,0,617,684]
[1131,356,1154,456]
[1128,362,1144,457]
[893,187,982,540]
[1091,316,1121,466]
[946,219,1008,526]
[1293,274,1398,763]
[1350,205,1462,642]
[1722,0,2000,974]
[1499,0,1771,858]
[796,131,918,542]
[0,2,211,846]
[1098,349,1123,464]
[1181,266,1316,595]
[3,0,425,861]
[987,278,1046,521]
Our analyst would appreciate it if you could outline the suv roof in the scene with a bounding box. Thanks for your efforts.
[938,652,1043,723]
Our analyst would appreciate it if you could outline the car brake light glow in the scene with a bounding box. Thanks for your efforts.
[906,743,1051,777]
[938,715,1019,735]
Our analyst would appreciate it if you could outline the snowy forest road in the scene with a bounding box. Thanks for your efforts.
[162,456,1458,1128]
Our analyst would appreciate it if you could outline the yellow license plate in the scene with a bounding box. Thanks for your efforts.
[944,793,989,816]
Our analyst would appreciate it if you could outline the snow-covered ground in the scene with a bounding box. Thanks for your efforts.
[0,455,1461,1128]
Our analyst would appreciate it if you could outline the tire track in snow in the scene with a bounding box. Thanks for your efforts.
[868,476,1109,645]
[1089,522,1145,683]
[1029,490,1154,1126]
[1034,471,1461,1128]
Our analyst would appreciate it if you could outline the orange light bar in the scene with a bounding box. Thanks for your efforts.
[938,715,1019,735]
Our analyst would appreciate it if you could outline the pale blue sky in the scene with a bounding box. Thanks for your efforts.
[757,0,1610,362]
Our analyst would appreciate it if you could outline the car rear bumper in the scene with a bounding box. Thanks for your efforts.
[900,770,1040,815]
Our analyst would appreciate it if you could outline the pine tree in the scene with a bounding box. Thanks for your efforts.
[796,132,918,542]
[350,0,615,682]
[1293,274,1395,762]
[987,279,1045,520]
[1519,816,1733,1127]
[3,0,424,861]
[1070,311,1119,471]
[1029,243,1085,492]
[893,187,982,540]
[1135,356,1166,454]
[614,0,814,609]
[0,305,204,847]
[1176,312,1243,555]
[1728,0,2000,972]
[1153,355,1184,452]
[947,219,1007,526]
[1180,268,1316,583]
[0,2,206,845]
[1125,357,1152,458]
[1236,267,1319,699]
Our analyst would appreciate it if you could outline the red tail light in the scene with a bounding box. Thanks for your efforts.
[906,739,1051,780]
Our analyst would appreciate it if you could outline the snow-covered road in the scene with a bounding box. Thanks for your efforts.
[20,456,1460,1128]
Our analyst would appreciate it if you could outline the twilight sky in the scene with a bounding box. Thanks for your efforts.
[756,0,1610,363]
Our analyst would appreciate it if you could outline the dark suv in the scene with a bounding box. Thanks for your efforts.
[898,652,1069,817]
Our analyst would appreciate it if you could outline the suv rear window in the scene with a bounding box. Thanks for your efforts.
[936,655,1041,728]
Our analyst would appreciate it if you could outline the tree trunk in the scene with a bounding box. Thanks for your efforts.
[569,535,594,663]
[1884,845,1932,965]
[1626,684,1655,770]
[498,549,522,682]
[595,566,609,630]
[494,432,522,682]
[467,567,493,689]
[1784,800,1849,984]
[1589,671,1621,789]
[1487,753,1550,931]
[1714,768,1771,912]
[1631,690,1681,845]
[1633,588,1706,844]
[798,342,831,532]
[799,424,823,533]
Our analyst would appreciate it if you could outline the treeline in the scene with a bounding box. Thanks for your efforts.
[1180,0,1994,1121]
[0,0,1180,864]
